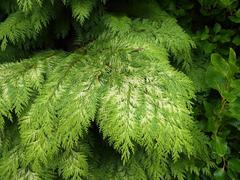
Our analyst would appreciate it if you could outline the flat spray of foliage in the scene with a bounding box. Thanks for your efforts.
[0,0,214,179]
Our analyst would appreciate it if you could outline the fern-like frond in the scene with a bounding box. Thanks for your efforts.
[70,0,96,24]
[0,5,55,50]
[19,53,82,170]
[103,15,131,33]
[56,60,101,149]
[0,3,212,179]
[0,51,64,119]
[97,68,195,162]
[155,17,196,70]
[0,149,20,180]
[102,4,195,70]
[58,145,90,180]
[17,0,43,12]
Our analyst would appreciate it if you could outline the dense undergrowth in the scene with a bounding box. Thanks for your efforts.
[0,0,239,179]
[161,0,240,179]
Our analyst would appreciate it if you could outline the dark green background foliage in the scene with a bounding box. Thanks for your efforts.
[0,0,239,179]
[160,0,240,179]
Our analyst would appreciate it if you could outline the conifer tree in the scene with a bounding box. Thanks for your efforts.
[0,0,214,179]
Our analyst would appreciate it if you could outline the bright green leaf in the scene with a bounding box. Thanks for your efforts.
[205,66,227,91]
[228,48,239,75]
[207,118,221,134]
[228,98,240,119]
[202,41,217,54]
[229,48,236,63]
[211,53,230,78]
[229,80,240,97]
[212,136,228,157]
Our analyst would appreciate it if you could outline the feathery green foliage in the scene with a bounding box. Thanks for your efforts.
[0,0,215,179]
[70,0,96,24]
